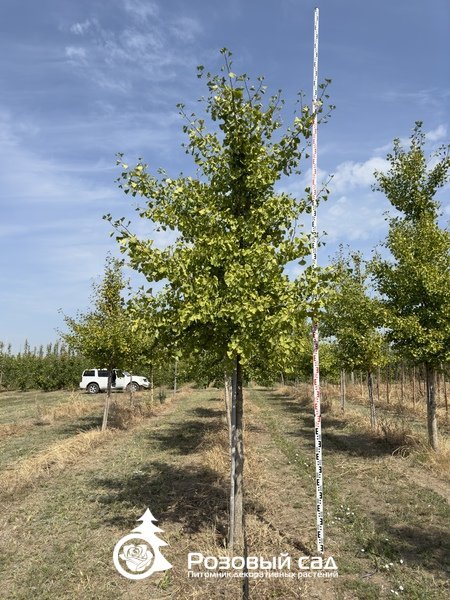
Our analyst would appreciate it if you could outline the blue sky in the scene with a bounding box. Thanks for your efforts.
[0,0,448,351]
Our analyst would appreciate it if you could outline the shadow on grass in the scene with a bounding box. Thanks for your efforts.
[261,390,403,459]
[370,513,450,576]
[94,401,266,543]
[59,414,103,435]
[147,406,224,455]
[97,461,230,537]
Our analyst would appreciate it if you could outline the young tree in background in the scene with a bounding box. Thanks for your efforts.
[372,123,450,450]
[323,251,386,428]
[127,292,172,404]
[62,256,133,430]
[108,50,332,552]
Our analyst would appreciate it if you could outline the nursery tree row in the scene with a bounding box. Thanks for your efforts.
[58,52,448,580]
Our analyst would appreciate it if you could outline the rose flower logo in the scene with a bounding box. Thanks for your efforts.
[119,542,153,573]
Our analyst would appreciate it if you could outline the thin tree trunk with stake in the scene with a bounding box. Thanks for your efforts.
[230,355,245,554]
[224,373,232,451]
[340,368,346,412]
[376,367,381,404]
[173,359,178,395]
[443,365,448,414]
[229,368,237,550]
[425,363,438,450]
[368,370,376,429]
[102,368,113,431]
[400,362,405,404]
[150,365,154,405]
[386,366,390,404]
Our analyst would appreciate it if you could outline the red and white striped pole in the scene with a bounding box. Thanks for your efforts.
[311,6,324,556]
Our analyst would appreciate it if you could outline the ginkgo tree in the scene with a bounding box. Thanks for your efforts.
[323,251,386,427]
[107,50,332,551]
[372,123,450,450]
[62,256,134,430]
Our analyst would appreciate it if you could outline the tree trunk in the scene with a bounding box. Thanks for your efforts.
[102,369,112,431]
[129,371,134,403]
[228,369,236,550]
[412,365,416,407]
[376,367,381,404]
[443,366,448,414]
[150,365,154,405]
[224,373,232,448]
[368,370,376,429]
[425,364,438,450]
[230,355,245,553]
[360,372,364,398]
[418,365,424,397]
[386,366,390,404]
[400,363,405,404]
[173,359,178,395]
[340,368,346,412]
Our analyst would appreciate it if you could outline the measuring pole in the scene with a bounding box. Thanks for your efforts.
[311,6,324,555]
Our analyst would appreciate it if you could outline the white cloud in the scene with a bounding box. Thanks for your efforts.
[123,0,159,21]
[70,20,92,36]
[170,17,202,43]
[380,88,450,109]
[330,157,388,194]
[63,5,202,93]
[426,124,447,142]
[121,28,164,54]
[375,123,448,153]
[320,193,388,243]
[65,45,87,62]
[0,110,113,205]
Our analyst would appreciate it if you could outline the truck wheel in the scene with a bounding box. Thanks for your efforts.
[127,382,140,392]
[87,382,100,394]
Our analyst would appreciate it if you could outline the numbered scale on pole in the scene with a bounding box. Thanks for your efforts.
[310,6,324,556]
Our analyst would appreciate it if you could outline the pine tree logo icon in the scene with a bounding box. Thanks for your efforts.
[113,508,173,580]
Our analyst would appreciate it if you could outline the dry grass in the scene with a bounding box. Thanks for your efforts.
[33,391,100,425]
[336,380,448,424]
[414,436,450,479]
[282,383,450,480]
[1,387,448,599]
[109,387,190,429]
[0,428,114,498]
[0,422,22,437]
[166,392,315,599]
[379,418,420,453]
[0,392,100,436]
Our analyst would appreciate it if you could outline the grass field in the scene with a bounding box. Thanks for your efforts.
[0,386,448,599]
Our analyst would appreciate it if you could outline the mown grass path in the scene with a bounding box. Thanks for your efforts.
[0,389,230,600]
[247,387,450,599]
[0,387,448,599]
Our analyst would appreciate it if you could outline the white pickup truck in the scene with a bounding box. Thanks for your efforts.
[79,369,150,394]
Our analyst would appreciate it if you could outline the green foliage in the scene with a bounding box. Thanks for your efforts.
[372,123,450,367]
[126,292,181,385]
[61,256,134,371]
[0,341,85,391]
[373,122,448,220]
[108,50,333,372]
[323,251,386,372]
